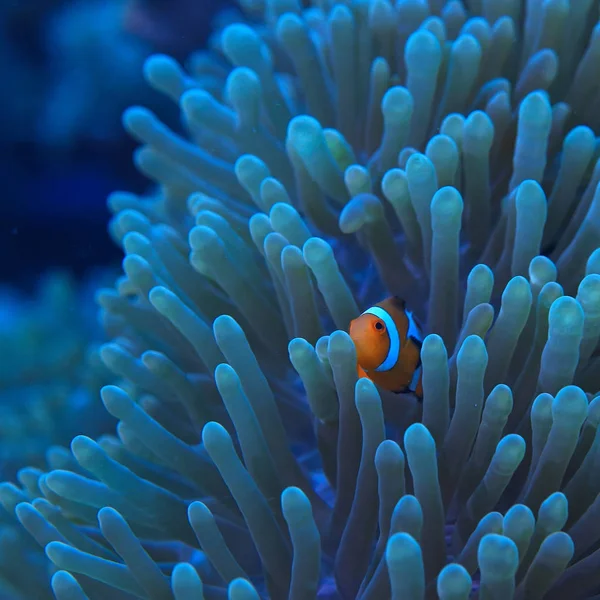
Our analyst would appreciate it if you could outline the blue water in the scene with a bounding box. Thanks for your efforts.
[1,0,227,286]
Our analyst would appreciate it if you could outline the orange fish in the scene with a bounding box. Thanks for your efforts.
[349,296,424,399]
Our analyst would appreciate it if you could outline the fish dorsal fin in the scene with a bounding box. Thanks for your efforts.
[390,296,406,311]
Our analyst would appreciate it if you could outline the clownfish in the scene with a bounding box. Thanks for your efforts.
[349,296,424,399]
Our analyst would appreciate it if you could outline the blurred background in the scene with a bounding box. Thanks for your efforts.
[0,0,229,478]
[1,0,231,283]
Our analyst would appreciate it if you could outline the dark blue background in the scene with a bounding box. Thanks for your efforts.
[1,0,228,289]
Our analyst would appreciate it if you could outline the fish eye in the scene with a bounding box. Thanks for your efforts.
[374,321,385,331]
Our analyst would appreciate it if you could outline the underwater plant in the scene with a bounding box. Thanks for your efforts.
[4,0,600,599]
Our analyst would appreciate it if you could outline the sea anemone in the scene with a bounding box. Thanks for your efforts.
[0,271,113,478]
[5,0,600,599]
[0,271,114,599]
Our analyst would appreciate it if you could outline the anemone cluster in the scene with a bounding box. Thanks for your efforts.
[4,0,600,598]
[0,271,112,478]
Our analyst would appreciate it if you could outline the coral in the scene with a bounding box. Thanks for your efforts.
[5,0,600,599]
